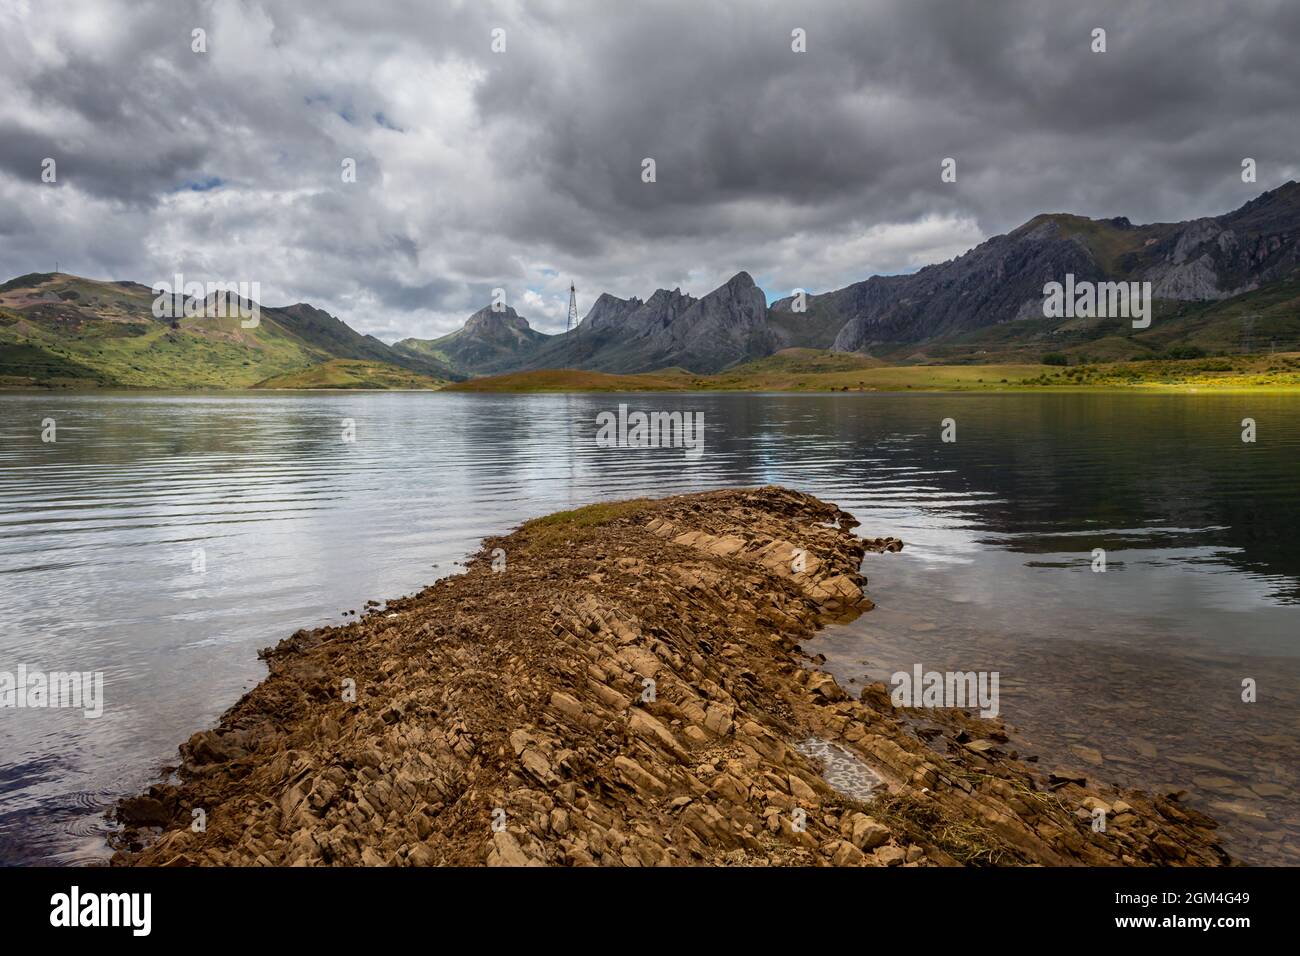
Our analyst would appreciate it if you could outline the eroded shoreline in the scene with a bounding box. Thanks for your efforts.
[112,487,1227,866]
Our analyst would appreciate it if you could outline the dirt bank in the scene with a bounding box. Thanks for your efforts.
[112,486,1227,866]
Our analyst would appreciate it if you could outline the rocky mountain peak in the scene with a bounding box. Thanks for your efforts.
[464,304,528,333]
[455,306,540,347]
[393,183,1300,374]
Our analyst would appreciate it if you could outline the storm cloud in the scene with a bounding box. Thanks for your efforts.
[2,0,1297,340]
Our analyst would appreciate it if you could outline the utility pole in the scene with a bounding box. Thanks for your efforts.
[566,281,578,332]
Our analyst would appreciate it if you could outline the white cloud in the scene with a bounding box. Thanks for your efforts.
[1,0,1297,342]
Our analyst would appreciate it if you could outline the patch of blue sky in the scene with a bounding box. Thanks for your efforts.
[177,176,224,192]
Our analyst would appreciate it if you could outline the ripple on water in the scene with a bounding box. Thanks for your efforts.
[2,390,1297,865]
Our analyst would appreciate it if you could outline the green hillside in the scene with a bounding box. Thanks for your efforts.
[450,347,1300,392]
[872,278,1300,366]
[393,337,454,367]
[254,359,448,389]
[0,273,454,389]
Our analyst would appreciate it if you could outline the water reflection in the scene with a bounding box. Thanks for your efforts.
[0,390,1296,864]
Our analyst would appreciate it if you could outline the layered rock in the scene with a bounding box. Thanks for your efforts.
[520,272,777,374]
[112,487,1227,867]
[829,180,1300,353]
[830,221,1104,352]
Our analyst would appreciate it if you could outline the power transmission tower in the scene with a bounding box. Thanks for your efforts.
[1241,313,1258,355]
[566,281,578,332]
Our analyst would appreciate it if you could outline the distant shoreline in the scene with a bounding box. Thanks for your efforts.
[6,349,1300,395]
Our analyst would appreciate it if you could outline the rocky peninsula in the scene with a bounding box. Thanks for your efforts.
[112,487,1227,866]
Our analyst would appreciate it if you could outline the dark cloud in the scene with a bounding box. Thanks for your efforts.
[1,0,1297,339]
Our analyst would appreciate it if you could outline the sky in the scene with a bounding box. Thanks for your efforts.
[2,0,1298,341]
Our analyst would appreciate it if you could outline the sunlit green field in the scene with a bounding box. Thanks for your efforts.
[253,359,448,389]
[447,349,1300,393]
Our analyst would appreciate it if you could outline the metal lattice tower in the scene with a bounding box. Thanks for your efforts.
[1241,313,1258,354]
[567,281,578,332]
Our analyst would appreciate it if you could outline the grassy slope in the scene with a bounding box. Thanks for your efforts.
[253,359,447,389]
[448,351,1039,392]
[1019,352,1300,390]
[1017,213,1179,276]
[1,275,316,387]
[890,276,1300,366]
[444,368,696,392]
[0,340,117,388]
[0,274,440,389]
[449,348,1300,392]
[393,337,455,368]
[2,312,320,388]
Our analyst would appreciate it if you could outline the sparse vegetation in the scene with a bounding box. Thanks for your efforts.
[516,498,652,547]
[252,360,447,390]
[0,273,450,390]
[450,349,1300,393]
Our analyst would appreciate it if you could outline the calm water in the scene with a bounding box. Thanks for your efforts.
[0,390,1297,865]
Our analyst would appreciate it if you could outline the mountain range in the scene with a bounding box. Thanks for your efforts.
[3,182,1298,388]
[404,180,1300,377]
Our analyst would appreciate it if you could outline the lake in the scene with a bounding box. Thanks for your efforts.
[1,390,1297,865]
